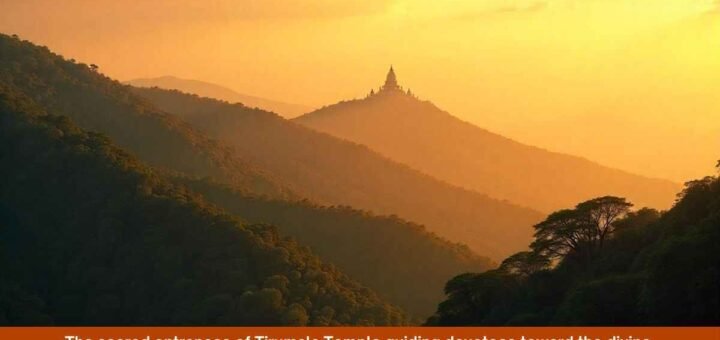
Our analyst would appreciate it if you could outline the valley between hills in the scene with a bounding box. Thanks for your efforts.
[0,33,716,326]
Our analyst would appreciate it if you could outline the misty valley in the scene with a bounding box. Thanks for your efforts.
[0,28,717,327]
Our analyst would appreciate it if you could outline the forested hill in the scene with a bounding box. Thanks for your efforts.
[0,34,492,322]
[427,171,719,325]
[172,175,494,319]
[295,91,680,213]
[0,33,291,200]
[131,87,543,260]
[0,87,406,325]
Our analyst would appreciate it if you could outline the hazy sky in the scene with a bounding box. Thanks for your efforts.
[1,0,718,182]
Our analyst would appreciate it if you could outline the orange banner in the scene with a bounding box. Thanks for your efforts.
[0,327,717,340]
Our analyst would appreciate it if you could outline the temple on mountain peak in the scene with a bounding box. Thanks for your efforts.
[383,66,400,91]
[367,66,416,98]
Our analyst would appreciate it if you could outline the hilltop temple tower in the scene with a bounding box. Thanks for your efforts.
[368,66,415,98]
[382,66,400,91]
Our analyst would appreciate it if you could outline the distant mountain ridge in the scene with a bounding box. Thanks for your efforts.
[126,76,313,118]
[0,84,406,325]
[132,86,544,260]
[0,36,293,200]
[295,70,681,212]
[0,34,491,321]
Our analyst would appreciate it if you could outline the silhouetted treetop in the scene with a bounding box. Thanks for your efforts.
[428,173,719,326]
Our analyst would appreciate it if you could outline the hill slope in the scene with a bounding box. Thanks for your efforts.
[0,87,406,325]
[0,34,493,320]
[132,87,544,260]
[173,175,494,319]
[295,90,681,212]
[126,76,313,118]
[0,34,291,200]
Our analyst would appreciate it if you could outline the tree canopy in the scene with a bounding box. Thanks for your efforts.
[0,33,292,200]
[0,88,406,325]
[0,33,497,323]
[170,174,493,320]
[428,180,719,325]
[531,196,632,262]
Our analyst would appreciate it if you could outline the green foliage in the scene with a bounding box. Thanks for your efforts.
[282,303,310,326]
[614,208,661,233]
[169,175,493,320]
[427,271,523,325]
[0,33,291,200]
[499,251,549,277]
[0,32,485,324]
[531,196,632,262]
[554,274,643,325]
[429,181,719,325]
[0,89,406,325]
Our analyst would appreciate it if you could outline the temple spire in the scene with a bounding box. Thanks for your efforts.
[368,65,410,97]
[384,65,398,90]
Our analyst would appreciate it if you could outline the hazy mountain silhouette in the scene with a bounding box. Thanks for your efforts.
[0,34,492,321]
[133,87,544,260]
[0,35,292,200]
[295,69,681,212]
[126,76,313,118]
[0,85,406,326]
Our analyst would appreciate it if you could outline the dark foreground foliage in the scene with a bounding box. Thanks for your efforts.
[0,88,406,325]
[0,33,490,322]
[172,175,493,320]
[428,176,720,325]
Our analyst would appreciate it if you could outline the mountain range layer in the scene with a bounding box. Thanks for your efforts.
[296,88,680,213]
[127,76,312,118]
[0,85,406,325]
[133,87,543,259]
[0,33,497,321]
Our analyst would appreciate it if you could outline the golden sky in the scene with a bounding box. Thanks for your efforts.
[1,0,718,182]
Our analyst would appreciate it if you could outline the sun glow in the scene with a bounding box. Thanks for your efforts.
[0,0,717,181]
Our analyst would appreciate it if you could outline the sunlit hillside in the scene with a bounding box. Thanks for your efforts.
[0,0,718,328]
[133,86,543,260]
[297,74,680,212]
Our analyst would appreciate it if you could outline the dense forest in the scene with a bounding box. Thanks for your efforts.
[427,172,719,325]
[0,33,493,323]
[172,175,493,319]
[0,33,541,262]
[0,33,291,200]
[0,86,406,325]
[296,90,680,212]
[2,32,716,327]
[132,87,541,260]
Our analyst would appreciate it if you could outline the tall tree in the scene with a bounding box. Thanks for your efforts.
[576,196,633,249]
[429,177,719,325]
[531,196,632,261]
[531,209,588,260]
